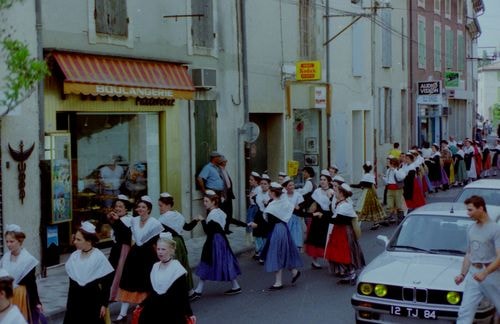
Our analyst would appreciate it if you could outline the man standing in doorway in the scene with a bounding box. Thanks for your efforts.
[196,151,225,196]
[454,195,500,324]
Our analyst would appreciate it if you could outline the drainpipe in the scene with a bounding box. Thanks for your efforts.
[325,0,330,165]
[35,0,46,276]
[237,0,250,220]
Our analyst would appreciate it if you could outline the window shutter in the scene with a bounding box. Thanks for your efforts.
[194,101,217,175]
[109,0,128,37]
[192,0,214,48]
[95,0,108,34]
[381,9,392,68]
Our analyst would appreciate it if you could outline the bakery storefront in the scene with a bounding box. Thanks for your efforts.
[42,51,194,264]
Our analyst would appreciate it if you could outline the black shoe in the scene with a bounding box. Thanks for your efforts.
[370,224,380,230]
[268,285,283,291]
[225,230,233,234]
[252,254,260,261]
[292,271,301,284]
[258,259,264,265]
[188,292,201,301]
[379,221,390,227]
[224,287,242,295]
[311,262,322,270]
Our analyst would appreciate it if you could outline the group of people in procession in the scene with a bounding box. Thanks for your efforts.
[0,135,499,324]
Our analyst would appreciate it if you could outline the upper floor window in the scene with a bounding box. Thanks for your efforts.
[381,9,392,68]
[95,0,128,37]
[457,31,465,71]
[191,0,214,49]
[434,0,441,14]
[418,15,426,69]
[299,0,316,59]
[434,23,442,71]
[445,0,451,19]
[457,0,464,24]
[418,0,425,8]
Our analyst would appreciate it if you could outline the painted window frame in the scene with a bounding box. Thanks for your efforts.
[434,22,442,72]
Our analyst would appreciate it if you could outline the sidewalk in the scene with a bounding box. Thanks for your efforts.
[38,226,253,323]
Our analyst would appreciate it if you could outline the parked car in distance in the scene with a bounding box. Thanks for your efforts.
[454,179,500,223]
[351,203,496,323]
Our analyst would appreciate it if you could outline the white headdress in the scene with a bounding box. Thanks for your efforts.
[159,232,173,240]
[5,224,22,233]
[80,221,96,234]
[140,195,153,204]
[160,192,172,198]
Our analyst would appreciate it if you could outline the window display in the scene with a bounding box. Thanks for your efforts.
[74,113,159,242]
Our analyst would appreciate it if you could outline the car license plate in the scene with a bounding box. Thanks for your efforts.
[390,305,437,319]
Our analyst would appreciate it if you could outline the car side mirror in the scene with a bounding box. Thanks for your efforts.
[377,235,389,247]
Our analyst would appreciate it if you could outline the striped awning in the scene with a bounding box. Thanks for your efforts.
[52,52,195,100]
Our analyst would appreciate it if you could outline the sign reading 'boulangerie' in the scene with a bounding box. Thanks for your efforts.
[417,81,441,96]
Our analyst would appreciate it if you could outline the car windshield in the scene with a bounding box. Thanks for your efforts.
[388,214,473,255]
[455,188,500,206]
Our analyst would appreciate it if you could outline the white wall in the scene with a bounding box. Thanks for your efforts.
[0,0,42,262]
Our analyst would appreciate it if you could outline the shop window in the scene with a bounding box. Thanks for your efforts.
[293,109,321,184]
[95,0,128,37]
[191,0,214,49]
[74,113,159,242]
[194,101,217,187]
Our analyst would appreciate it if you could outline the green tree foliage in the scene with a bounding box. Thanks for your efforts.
[0,0,49,116]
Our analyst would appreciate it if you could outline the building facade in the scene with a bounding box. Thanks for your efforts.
[478,61,500,130]
[0,0,42,261]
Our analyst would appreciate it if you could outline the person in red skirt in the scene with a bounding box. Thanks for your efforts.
[402,153,426,212]
[303,170,334,269]
[325,183,365,284]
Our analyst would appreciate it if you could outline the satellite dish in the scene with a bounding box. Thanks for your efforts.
[241,122,260,143]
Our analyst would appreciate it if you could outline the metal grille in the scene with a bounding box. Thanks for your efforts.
[402,287,428,302]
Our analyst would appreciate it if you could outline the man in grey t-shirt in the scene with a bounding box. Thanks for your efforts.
[454,195,500,323]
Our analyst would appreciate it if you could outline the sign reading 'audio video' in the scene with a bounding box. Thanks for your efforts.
[296,61,321,81]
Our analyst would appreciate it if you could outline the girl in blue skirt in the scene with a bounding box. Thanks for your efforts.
[260,182,302,290]
[282,176,305,251]
[191,190,242,300]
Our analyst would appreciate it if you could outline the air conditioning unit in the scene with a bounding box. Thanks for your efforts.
[191,68,216,89]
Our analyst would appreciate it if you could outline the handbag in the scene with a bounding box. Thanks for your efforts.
[131,305,144,324]
[351,217,362,240]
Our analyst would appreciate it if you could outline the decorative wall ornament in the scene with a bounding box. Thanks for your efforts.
[8,141,35,204]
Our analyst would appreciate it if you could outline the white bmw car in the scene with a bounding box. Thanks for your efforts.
[351,203,496,323]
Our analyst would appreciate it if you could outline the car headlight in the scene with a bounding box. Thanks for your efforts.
[359,283,373,295]
[446,291,461,305]
[374,284,388,297]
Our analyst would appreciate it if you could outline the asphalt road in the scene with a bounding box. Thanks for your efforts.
[188,183,467,324]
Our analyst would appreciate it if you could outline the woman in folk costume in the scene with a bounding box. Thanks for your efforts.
[453,141,468,186]
[426,144,448,191]
[106,195,132,304]
[401,153,426,212]
[191,190,242,300]
[0,269,27,324]
[472,140,483,178]
[492,138,500,176]
[138,233,194,324]
[246,171,262,235]
[0,225,41,323]
[64,221,114,324]
[480,139,492,177]
[116,196,163,322]
[282,176,305,251]
[249,174,272,262]
[304,170,334,270]
[158,192,200,296]
[325,183,366,283]
[351,162,386,230]
[260,182,303,290]
[463,138,477,181]
[440,141,454,188]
